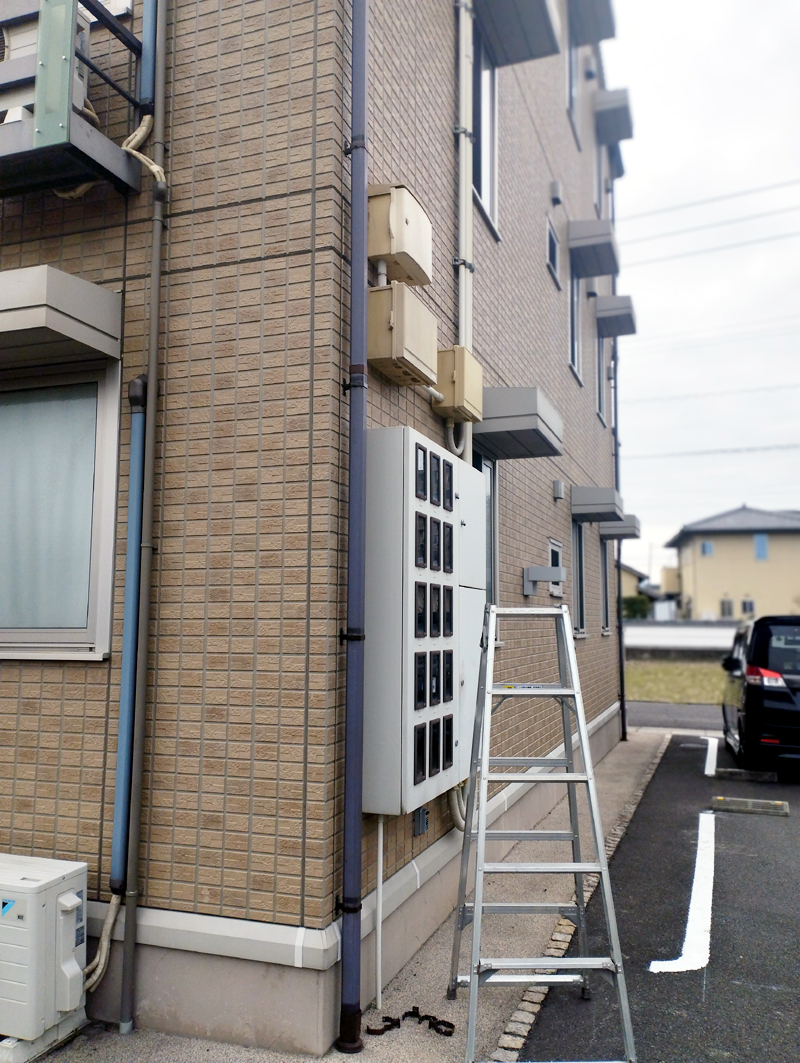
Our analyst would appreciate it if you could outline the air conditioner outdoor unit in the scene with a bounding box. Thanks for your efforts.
[0,854,88,1063]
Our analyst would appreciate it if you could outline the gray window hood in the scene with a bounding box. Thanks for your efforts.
[568,220,619,278]
[474,0,561,66]
[571,485,624,522]
[0,265,122,367]
[472,387,564,460]
[567,0,615,45]
[595,295,636,338]
[594,88,633,145]
[599,514,640,539]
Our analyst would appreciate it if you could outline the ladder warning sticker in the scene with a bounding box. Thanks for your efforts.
[1,899,15,917]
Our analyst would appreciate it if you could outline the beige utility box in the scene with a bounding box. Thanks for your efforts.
[368,282,438,386]
[433,346,483,423]
[368,185,433,286]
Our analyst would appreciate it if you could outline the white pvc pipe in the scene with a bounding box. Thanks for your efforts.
[376,815,384,1010]
[422,384,445,403]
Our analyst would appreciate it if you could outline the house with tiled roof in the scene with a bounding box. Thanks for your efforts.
[664,506,800,621]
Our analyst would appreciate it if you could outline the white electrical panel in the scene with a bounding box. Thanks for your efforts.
[363,426,486,815]
[0,854,87,1049]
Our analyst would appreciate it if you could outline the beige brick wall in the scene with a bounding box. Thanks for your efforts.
[0,0,621,930]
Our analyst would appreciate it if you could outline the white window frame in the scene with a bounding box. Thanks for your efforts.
[567,33,580,136]
[600,538,610,630]
[700,540,714,557]
[754,533,768,561]
[569,271,582,379]
[742,599,755,617]
[546,218,561,288]
[596,336,606,420]
[472,24,499,225]
[720,599,733,619]
[572,520,585,632]
[548,538,564,598]
[0,360,120,660]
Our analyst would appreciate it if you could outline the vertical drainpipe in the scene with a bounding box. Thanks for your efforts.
[456,0,474,464]
[108,376,148,897]
[336,0,369,1051]
[119,0,168,1033]
[610,182,627,739]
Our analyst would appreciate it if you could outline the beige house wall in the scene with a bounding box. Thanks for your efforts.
[0,0,624,1050]
[678,533,800,621]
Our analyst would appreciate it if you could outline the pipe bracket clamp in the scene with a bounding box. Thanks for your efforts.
[339,627,365,645]
[452,257,475,273]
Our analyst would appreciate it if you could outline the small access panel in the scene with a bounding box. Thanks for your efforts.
[363,426,486,815]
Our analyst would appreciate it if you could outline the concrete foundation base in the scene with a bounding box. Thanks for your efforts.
[88,707,621,1056]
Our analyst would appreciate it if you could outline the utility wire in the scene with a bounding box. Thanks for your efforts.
[628,312,800,346]
[620,204,800,245]
[624,382,800,405]
[617,178,800,222]
[625,325,800,356]
[625,230,800,269]
[626,442,800,460]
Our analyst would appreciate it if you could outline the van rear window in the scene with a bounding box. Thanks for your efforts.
[751,624,800,674]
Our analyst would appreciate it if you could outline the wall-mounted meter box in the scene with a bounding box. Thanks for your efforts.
[367,281,438,387]
[363,427,486,815]
[0,0,141,197]
[0,853,87,1054]
[432,346,483,423]
[367,185,433,287]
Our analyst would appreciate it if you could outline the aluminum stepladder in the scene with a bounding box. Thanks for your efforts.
[448,604,636,1063]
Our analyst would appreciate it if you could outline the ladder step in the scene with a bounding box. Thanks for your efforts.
[482,861,601,874]
[491,683,576,697]
[474,829,575,842]
[486,772,588,784]
[464,902,580,916]
[493,606,567,616]
[480,957,617,971]
[488,756,570,767]
[457,973,585,988]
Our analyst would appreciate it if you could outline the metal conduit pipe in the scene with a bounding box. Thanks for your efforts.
[336,0,369,1050]
[108,376,148,899]
[119,0,168,1033]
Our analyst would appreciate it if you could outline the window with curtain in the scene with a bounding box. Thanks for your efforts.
[570,272,581,375]
[0,363,118,660]
[600,538,610,630]
[0,383,97,629]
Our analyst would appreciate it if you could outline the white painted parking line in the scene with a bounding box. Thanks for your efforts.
[649,811,715,973]
[704,736,719,777]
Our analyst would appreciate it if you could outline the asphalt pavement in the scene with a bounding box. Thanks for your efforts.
[520,735,799,1063]
[627,700,722,732]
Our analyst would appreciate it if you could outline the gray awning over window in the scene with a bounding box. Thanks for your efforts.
[571,485,624,522]
[567,0,615,45]
[474,0,561,67]
[599,514,640,539]
[608,142,625,180]
[568,220,619,278]
[594,88,633,144]
[595,295,636,338]
[0,265,122,367]
[472,386,564,460]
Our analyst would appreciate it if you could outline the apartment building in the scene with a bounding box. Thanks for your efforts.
[667,506,800,622]
[0,0,637,1053]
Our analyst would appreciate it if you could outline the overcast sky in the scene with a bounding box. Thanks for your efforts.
[602,0,800,580]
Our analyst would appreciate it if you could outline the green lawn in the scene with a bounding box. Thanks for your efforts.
[625,659,725,705]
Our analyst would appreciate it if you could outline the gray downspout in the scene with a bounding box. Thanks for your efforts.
[336,0,368,1051]
[612,332,627,741]
[119,0,168,1032]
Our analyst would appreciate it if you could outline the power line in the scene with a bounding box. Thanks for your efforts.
[625,325,800,356]
[617,178,800,222]
[624,230,800,269]
[620,204,800,245]
[627,312,800,347]
[626,442,800,460]
[624,382,800,405]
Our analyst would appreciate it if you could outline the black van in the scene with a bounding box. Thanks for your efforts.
[722,616,800,771]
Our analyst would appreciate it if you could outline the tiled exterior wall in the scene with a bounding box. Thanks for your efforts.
[0,0,621,933]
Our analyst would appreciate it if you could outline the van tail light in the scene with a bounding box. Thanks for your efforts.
[746,665,787,689]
